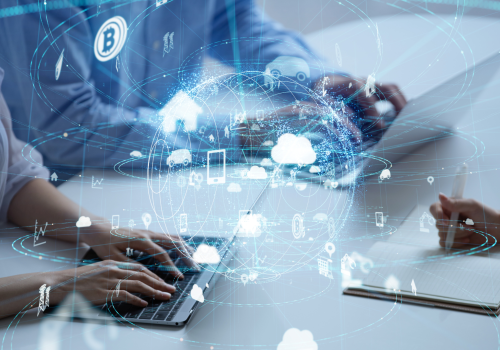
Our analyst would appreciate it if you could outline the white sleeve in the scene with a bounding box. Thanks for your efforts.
[0,67,49,222]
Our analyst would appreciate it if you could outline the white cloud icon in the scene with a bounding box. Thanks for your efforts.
[234,214,266,238]
[465,218,474,225]
[76,216,92,228]
[295,183,307,191]
[247,166,267,179]
[271,134,316,165]
[193,244,221,264]
[190,284,204,303]
[251,124,261,131]
[309,165,321,173]
[313,213,328,222]
[262,140,274,147]
[277,328,317,350]
[130,150,143,158]
[260,158,273,167]
[227,182,242,193]
[384,274,400,291]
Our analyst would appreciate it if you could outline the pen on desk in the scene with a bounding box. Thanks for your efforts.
[445,163,468,250]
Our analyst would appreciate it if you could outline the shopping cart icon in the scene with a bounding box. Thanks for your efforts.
[318,258,333,279]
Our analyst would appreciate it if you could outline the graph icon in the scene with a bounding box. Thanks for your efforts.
[34,220,48,247]
[92,175,104,189]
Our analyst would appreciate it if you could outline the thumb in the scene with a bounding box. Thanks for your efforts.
[439,193,471,213]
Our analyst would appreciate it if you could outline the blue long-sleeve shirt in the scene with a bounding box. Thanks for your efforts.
[0,0,328,168]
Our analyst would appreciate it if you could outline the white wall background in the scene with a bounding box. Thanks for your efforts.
[256,0,500,35]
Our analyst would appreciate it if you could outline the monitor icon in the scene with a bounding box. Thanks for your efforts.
[207,149,226,185]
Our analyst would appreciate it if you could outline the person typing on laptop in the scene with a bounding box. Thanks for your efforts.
[430,193,500,248]
[0,67,194,318]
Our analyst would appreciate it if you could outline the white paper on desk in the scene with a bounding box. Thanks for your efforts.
[352,206,500,308]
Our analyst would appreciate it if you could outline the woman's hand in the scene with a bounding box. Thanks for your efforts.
[314,74,407,131]
[81,223,197,279]
[50,260,176,307]
[429,193,500,248]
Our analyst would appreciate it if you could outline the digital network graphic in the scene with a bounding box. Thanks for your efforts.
[0,0,498,349]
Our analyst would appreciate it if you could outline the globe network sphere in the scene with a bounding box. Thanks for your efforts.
[147,71,357,283]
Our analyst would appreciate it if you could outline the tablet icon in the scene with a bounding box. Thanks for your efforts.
[207,150,226,185]
[375,212,384,227]
[111,215,119,229]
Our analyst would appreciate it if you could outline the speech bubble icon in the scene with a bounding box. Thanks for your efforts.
[427,176,434,185]
[241,274,248,286]
[325,242,335,258]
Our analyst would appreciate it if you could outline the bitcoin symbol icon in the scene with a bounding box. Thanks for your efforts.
[94,16,127,62]
[102,26,115,53]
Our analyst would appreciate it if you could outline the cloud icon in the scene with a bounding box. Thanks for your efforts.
[262,140,274,147]
[130,150,143,158]
[260,158,273,167]
[384,274,400,291]
[277,328,317,350]
[313,213,328,222]
[251,124,261,131]
[76,216,92,228]
[465,218,474,225]
[247,166,267,179]
[309,165,321,173]
[234,214,266,237]
[193,244,221,264]
[271,134,316,165]
[190,284,204,303]
[227,182,242,193]
[295,183,307,191]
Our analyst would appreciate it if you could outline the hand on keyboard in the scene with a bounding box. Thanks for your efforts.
[52,260,175,308]
[81,223,199,279]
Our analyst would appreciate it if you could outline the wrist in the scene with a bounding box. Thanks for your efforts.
[78,218,110,246]
[39,271,71,306]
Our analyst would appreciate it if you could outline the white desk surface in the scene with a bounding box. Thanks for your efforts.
[1,14,500,350]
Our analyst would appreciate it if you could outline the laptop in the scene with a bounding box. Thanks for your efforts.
[264,51,500,186]
[73,169,269,327]
[68,52,499,326]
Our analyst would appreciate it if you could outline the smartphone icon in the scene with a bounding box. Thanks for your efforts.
[112,215,120,229]
[180,213,187,233]
[375,212,384,227]
[207,149,226,184]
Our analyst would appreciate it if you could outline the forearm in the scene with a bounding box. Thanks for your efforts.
[7,179,104,244]
[0,270,66,319]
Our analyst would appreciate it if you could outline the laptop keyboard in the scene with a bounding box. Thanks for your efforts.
[95,236,229,322]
